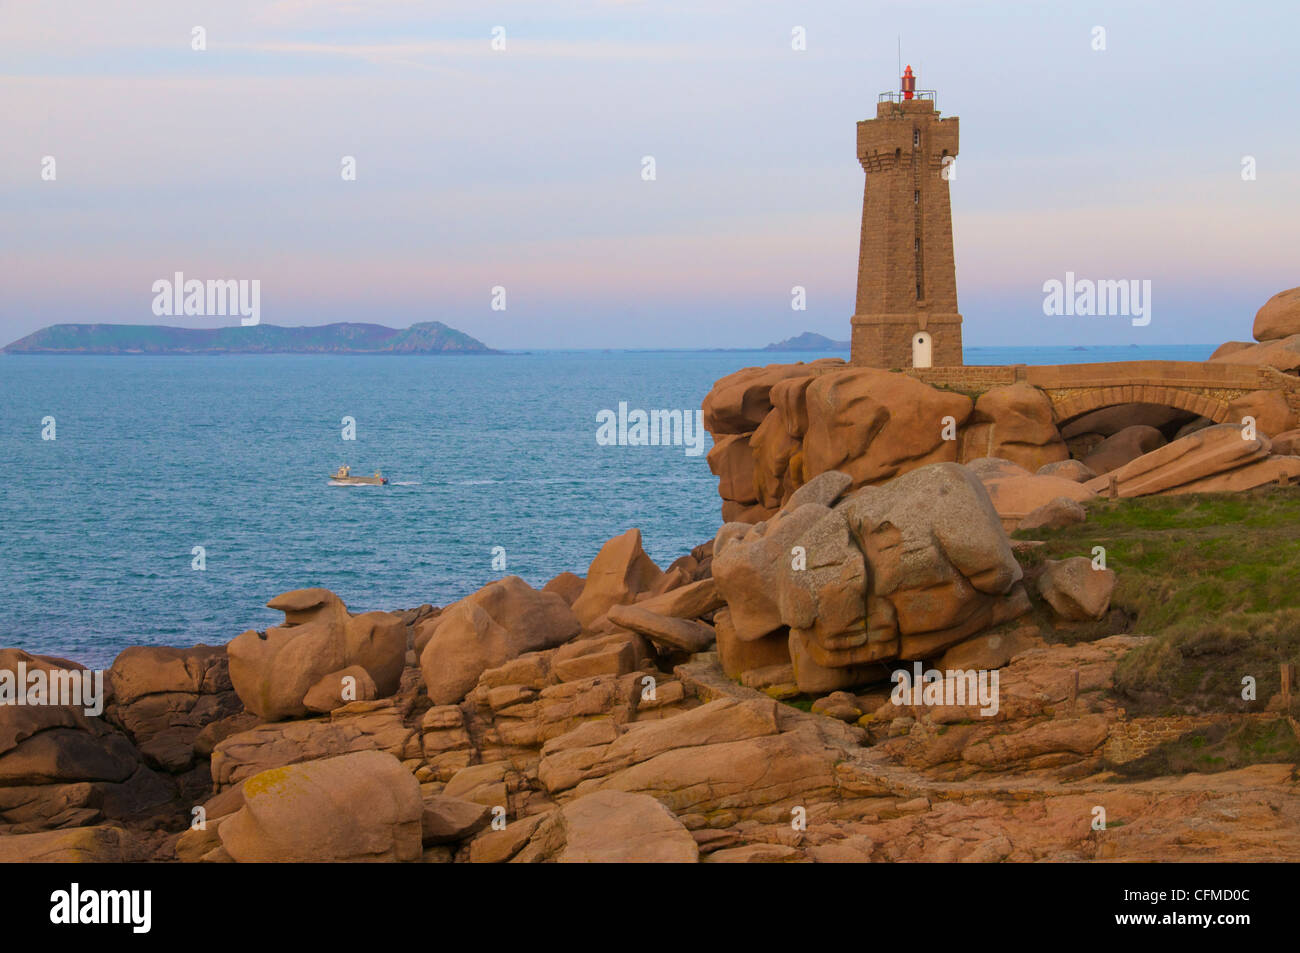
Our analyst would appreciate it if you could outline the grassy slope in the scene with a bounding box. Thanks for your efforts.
[1013,487,1300,716]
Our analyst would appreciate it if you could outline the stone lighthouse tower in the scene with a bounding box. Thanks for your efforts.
[850,67,963,369]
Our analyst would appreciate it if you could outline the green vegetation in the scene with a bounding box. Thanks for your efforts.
[1112,718,1300,779]
[777,695,816,713]
[1013,488,1300,714]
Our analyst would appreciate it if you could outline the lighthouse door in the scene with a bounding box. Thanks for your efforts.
[912,331,933,368]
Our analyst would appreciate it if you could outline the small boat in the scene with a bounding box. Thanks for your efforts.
[330,465,388,485]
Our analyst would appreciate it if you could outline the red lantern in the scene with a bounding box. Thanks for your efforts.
[901,65,915,100]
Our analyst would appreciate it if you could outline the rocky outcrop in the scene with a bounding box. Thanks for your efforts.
[418,576,580,705]
[209,698,419,791]
[217,750,423,862]
[958,382,1068,471]
[504,790,699,863]
[1253,286,1300,342]
[703,360,844,435]
[1209,333,1300,373]
[1036,558,1116,621]
[713,503,831,644]
[802,368,972,488]
[1226,390,1298,438]
[1017,496,1087,532]
[709,463,1033,694]
[1082,425,1166,474]
[0,825,135,862]
[105,645,240,773]
[970,458,1096,530]
[1082,423,1300,497]
[11,537,1300,863]
[1036,459,1096,483]
[704,362,993,521]
[227,589,406,721]
[779,464,1031,691]
[0,648,173,834]
[705,355,1300,526]
[570,530,664,628]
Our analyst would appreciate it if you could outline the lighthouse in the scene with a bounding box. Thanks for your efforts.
[849,67,963,369]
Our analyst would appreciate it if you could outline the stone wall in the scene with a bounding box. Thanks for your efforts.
[1102,714,1224,765]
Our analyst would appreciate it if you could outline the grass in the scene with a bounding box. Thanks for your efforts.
[777,694,816,712]
[1112,718,1300,779]
[1012,487,1300,715]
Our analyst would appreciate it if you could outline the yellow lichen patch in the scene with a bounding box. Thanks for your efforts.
[243,765,296,799]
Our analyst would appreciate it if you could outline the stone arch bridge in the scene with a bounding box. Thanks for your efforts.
[908,361,1300,427]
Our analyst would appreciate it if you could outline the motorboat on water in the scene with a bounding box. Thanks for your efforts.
[330,465,388,485]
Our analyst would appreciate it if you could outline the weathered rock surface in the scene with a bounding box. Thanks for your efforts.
[1226,389,1298,438]
[227,589,405,721]
[1037,557,1116,621]
[707,432,758,505]
[1081,423,1281,497]
[218,750,423,862]
[1252,286,1300,341]
[1017,496,1087,532]
[1082,425,1166,474]
[210,699,418,791]
[303,665,377,714]
[106,645,241,774]
[802,368,973,488]
[713,502,831,643]
[0,825,132,862]
[784,464,1030,675]
[1209,333,1300,372]
[703,361,843,435]
[421,793,491,845]
[972,459,1096,529]
[570,529,664,628]
[958,382,1068,472]
[542,572,585,606]
[0,648,177,833]
[1036,459,1097,483]
[419,576,580,705]
[509,790,699,863]
[713,607,792,680]
[605,605,715,653]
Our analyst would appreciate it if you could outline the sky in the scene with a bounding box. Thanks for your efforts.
[2,0,1297,349]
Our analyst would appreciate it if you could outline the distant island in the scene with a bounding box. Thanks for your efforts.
[763,331,850,351]
[3,321,498,355]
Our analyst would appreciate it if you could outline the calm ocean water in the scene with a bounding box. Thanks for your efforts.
[0,344,1213,667]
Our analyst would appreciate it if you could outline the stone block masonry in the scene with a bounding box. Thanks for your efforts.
[851,94,963,369]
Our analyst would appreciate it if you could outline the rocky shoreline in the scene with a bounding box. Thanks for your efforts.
[2,465,1298,862]
[3,290,1299,863]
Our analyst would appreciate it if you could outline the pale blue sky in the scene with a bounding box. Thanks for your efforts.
[2,0,1297,348]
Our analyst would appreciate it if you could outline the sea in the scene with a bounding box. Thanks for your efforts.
[0,344,1214,668]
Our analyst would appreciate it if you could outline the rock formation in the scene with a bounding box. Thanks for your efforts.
[227,589,406,721]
